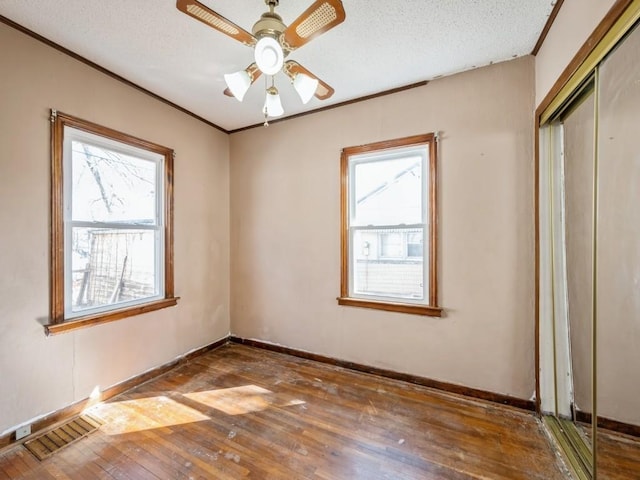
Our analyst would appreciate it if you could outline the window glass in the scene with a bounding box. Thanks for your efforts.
[407,232,423,258]
[353,155,423,226]
[70,228,158,315]
[380,232,403,258]
[353,228,424,301]
[71,141,157,224]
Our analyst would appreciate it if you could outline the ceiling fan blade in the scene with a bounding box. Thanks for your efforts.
[176,0,256,47]
[223,63,262,97]
[283,61,335,100]
[282,0,345,51]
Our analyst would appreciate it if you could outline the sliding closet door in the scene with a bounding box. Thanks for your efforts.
[563,91,594,433]
[596,21,640,475]
[538,5,640,478]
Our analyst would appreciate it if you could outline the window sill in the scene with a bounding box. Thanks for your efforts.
[337,297,443,317]
[45,297,180,336]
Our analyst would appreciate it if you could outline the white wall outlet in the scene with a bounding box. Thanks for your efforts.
[15,425,31,440]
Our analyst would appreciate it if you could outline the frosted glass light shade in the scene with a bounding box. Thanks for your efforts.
[263,89,284,117]
[224,70,251,102]
[254,37,284,75]
[293,73,319,104]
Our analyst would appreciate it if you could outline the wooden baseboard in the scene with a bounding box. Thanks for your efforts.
[229,336,535,412]
[0,336,228,452]
[575,410,640,438]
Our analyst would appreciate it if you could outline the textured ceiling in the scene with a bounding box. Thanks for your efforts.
[0,1,556,131]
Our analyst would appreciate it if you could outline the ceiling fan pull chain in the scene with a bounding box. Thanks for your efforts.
[263,74,270,127]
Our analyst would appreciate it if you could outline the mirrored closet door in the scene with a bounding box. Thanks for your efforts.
[594,18,640,478]
[538,3,640,478]
[540,79,596,478]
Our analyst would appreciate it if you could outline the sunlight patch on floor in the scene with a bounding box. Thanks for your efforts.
[184,385,305,415]
[89,395,210,435]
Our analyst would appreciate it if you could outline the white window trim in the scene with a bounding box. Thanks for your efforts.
[346,146,428,305]
[62,127,166,320]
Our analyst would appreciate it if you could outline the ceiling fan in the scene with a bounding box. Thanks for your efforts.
[176,0,346,123]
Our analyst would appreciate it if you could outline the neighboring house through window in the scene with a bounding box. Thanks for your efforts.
[338,134,441,316]
[48,111,177,334]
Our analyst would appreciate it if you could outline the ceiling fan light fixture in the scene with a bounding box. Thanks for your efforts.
[264,86,284,117]
[224,70,252,101]
[254,36,284,75]
[293,73,319,104]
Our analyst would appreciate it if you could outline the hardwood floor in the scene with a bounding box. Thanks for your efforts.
[598,429,640,480]
[0,344,568,479]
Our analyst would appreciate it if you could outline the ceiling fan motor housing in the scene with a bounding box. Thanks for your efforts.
[252,11,286,40]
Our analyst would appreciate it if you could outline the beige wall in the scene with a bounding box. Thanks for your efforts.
[535,0,616,106]
[0,23,230,434]
[230,57,536,399]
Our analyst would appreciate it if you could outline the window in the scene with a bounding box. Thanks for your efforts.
[338,134,441,316]
[48,111,177,334]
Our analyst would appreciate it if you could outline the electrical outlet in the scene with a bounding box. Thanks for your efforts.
[15,425,31,440]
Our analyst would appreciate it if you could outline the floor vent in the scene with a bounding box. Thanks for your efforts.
[24,415,103,461]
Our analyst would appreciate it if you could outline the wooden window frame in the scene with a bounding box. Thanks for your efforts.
[338,133,442,316]
[46,111,178,335]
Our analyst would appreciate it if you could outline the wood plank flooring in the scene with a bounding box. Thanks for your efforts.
[598,429,640,480]
[0,344,568,479]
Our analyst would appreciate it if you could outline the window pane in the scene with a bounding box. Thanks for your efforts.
[352,228,424,300]
[70,227,159,314]
[353,155,423,226]
[71,141,157,223]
